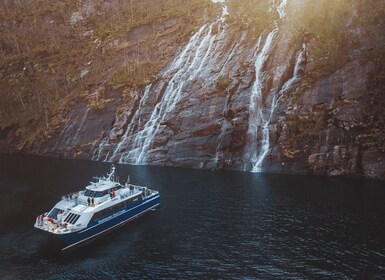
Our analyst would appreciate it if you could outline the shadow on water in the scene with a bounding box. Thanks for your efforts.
[0,154,385,279]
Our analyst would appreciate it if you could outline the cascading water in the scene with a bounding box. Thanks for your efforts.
[246,0,296,172]
[249,42,306,172]
[281,43,306,93]
[110,85,152,161]
[91,85,152,161]
[126,5,229,164]
[269,0,288,19]
[245,29,278,172]
[96,1,230,164]
[251,42,306,172]
[277,0,288,19]
[93,0,306,172]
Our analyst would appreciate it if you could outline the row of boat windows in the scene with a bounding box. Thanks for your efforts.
[47,190,143,225]
[84,185,122,197]
[91,194,142,221]
[64,213,80,225]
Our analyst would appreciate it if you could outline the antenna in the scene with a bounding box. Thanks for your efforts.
[107,164,115,181]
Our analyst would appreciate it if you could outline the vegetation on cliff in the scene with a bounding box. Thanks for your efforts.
[0,0,214,149]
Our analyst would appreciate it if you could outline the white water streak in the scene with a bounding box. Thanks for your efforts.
[246,0,292,172]
[93,138,108,161]
[250,41,306,172]
[247,29,278,172]
[109,85,152,161]
[280,43,306,93]
[122,4,229,163]
[277,0,288,19]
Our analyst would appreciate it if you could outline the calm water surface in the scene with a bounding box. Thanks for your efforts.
[0,155,384,279]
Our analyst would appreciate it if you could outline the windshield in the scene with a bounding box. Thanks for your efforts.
[84,190,108,197]
[47,208,64,219]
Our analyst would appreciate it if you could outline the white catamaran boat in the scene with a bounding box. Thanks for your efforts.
[34,165,160,251]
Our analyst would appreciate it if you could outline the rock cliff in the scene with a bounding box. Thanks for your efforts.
[1,0,384,179]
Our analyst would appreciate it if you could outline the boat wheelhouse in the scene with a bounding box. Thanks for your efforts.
[34,165,160,251]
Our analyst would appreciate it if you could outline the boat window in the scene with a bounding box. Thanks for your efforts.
[47,208,63,220]
[64,213,81,224]
[84,190,93,197]
[93,190,108,197]
[91,194,142,222]
[84,190,108,197]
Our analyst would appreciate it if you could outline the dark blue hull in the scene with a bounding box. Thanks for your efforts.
[37,194,160,251]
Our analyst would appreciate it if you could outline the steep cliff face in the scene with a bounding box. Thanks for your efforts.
[270,0,385,179]
[1,0,384,179]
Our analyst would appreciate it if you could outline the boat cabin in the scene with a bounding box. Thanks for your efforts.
[77,179,124,206]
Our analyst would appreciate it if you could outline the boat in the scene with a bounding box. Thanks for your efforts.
[34,165,160,252]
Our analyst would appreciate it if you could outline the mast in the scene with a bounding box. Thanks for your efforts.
[107,164,115,181]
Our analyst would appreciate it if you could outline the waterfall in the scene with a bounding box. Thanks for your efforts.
[92,0,306,172]
[293,43,306,76]
[246,0,292,172]
[245,29,278,172]
[91,85,152,162]
[110,85,152,162]
[277,0,288,19]
[281,43,306,93]
[100,2,229,164]
[247,40,306,173]
[269,0,288,18]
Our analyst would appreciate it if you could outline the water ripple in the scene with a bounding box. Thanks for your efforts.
[0,156,385,279]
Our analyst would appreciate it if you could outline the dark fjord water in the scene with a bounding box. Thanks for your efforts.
[0,155,384,279]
